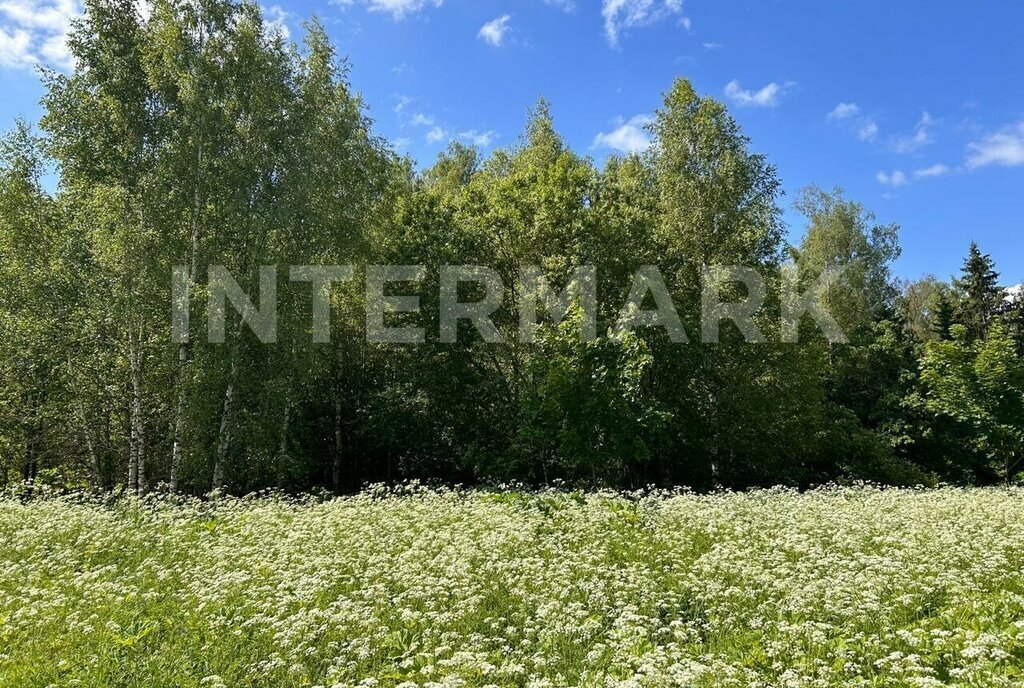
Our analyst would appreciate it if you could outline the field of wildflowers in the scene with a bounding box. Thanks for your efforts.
[0,485,1022,687]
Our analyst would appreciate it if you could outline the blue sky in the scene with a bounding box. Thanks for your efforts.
[2,0,1023,284]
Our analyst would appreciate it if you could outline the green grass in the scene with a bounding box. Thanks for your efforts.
[1,485,1023,687]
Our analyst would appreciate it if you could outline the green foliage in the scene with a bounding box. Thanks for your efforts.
[931,287,959,341]
[954,241,1005,342]
[0,0,1021,492]
[517,315,669,484]
[793,186,901,337]
[919,323,1024,483]
[899,275,951,342]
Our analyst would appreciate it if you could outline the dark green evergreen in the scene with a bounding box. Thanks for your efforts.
[954,242,1005,341]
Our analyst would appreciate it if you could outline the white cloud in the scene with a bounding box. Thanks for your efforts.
[458,129,497,147]
[1,0,74,34]
[0,0,79,71]
[857,120,878,142]
[966,120,1024,169]
[875,163,946,189]
[914,163,949,178]
[134,0,153,23]
[827,102,859,120]
[478,14,510,47]
[723,80,791,108]
[826,101,878,142]
[333,0,443,20]
[543,0,575,11]
[262,5,290,40]
[891,111,934,154]
[701,41,722,50]
[601,0,684,48]
[0,25,33,68]
[876,169,908,188]
[410,112,435,127]
[592,114,653,154]
[37,25,66,62]
[0,0,75,31]
[1007,284,1023,303]
[392,94,413,115]
[426,126,447,143]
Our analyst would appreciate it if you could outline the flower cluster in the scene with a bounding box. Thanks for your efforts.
[0,486,1022,686]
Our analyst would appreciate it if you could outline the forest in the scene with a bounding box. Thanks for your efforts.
[1,0,1023,496]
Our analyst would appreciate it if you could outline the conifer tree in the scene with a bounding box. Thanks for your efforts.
[954,242,1004,341]
[931,290,957,341]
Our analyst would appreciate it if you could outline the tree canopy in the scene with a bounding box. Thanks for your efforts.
[1,0,1022,493]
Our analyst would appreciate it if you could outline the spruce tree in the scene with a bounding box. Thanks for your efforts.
[954,242,1004,341]
[1005,289,1024,355]
[931,290,957,340]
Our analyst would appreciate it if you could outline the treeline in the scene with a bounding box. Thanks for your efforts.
[1,0,1022,494]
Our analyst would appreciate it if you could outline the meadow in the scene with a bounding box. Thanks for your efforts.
[1,485,1023,687]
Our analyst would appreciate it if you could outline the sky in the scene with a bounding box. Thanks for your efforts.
[2,0,1023,284]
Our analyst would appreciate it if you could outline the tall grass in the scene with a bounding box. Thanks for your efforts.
[1,485,1022,686]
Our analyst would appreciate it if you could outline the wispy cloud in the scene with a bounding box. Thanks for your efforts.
[426,126,447,144]
[827,102,860,120]
[857,121,879,142]
[914,163,949,178]
[478,14,511,47]
[405,108,494,149]
[890,112,934,154]
[459,129,497,147]
[723,80,792,108]
[966,120,1024,169]
[876,169,908,188]
[0,0,79,71]
[601,0,685,48]
[826,102,878,142]
[410,112,435,127]
[876,163,948,189]
[392,94,413,115]
[701,41,722,50]
[543,0,575,11]
[333,0,442,20]
[592,114,653,154]
[261,5,291,39]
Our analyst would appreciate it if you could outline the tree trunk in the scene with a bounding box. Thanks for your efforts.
[332,344,344,491]
[22,458,37,483]
[84,419,100,489]
[22,416,39,484]
[101,407,112,490]
[67,353,100,488]
[276,394,291,489]
[171,106,205,492]
[708,351,721,488]
[128,390,138,491]
[212,339,239,492]
[333,396,343,491]
[128,331,146,492]
[170,343,188,492]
